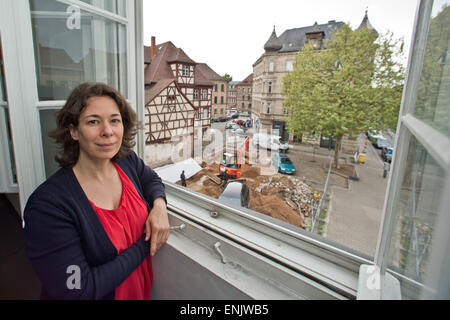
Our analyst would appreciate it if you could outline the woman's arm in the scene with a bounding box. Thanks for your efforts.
[130,152,170,256]
[24,195,150,300]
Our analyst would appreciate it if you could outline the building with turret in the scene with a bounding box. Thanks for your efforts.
[252,12,375,142]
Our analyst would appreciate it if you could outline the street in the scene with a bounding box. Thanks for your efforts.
[326,140,388,257]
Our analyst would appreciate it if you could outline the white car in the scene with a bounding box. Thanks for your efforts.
[253,133,289,152]
[226,122,240,130]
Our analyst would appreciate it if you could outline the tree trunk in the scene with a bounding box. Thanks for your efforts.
[334,135,343,169]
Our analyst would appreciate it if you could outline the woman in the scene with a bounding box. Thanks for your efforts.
[24,83,170,300]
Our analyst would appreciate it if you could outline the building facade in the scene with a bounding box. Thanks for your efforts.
[143,38,214,166]
[235,73,253,114]
[196,63,228,120]
[226,80,239,110]
[252,21,345,140]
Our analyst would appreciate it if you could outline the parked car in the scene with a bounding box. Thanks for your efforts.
[253,133,289,152]
[216,116,228,122]
[375,137,391,149]
[231,128,247,136]
[218,180,250,208]
[231,113,239,119]
[272,153,296,175]
[234,119,245,126]
[226,122,240,130]
[382,146,394,163]
[367,130,389,148]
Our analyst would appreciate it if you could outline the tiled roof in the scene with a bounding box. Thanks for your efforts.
[145,78,175,104]
[237,73,253,85]
[144,41,213,87]
[277,20,345,52]
[196,63,227,82]
[144,42,175,84]
[264,27,283,52]
[357,11,377,32]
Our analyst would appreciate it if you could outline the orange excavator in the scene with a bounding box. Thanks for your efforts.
[219,136,249,179]
[219,152,241,179]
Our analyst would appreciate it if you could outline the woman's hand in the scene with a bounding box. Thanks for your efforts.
[144,197,170,256]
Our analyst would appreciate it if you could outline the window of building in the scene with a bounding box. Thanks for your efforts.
[182,65,189,76]
[79,0,127,16]
[29,0,128,101]
[306,32,324,49]
[267,103,271,114]
[194,89,199,100]
[0,45,17,192]
[214,96,217,104]
[269,61,274,72]
[377,1,450,299]
[220,96,224,104]
[286,60,294,72]
[202,89,208,100]
[214,84,217,92]
[221,84,224,92]
[268,82,272,93]
[7,0,448,301]
[27,0,131,178]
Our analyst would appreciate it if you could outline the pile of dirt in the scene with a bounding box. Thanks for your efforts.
[249,175,319,228]
[184,162,316,230]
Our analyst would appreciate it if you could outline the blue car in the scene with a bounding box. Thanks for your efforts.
[273,153,296,175]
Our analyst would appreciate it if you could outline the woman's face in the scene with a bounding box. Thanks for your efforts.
[69,96,124,163]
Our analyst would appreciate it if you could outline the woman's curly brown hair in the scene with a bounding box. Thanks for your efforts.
[49,83,138,168]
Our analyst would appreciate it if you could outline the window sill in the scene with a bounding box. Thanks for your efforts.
[164,182,374,299]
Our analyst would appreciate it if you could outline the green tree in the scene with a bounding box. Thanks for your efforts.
[223,73,233,82]
[283,24,405,168]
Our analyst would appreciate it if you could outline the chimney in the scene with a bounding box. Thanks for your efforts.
[150,36,156,58]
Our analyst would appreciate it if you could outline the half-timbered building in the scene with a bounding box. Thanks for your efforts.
[144,37,214,166]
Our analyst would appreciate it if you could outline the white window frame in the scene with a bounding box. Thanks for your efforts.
[373,0,450,299]
[0,0,137,211]
[182,64,189,77]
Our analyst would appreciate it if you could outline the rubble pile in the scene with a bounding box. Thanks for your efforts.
[254,176,319,218]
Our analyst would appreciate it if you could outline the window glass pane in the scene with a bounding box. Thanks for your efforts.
[0,40,17,185]
[39,109,59,178]
[0,72,5,103]
[79,0,126,17]
[414,2,450,136]
[3,108,17,184]
[30,0,128,100]
[142,1,419,263]
[387,136,445,289]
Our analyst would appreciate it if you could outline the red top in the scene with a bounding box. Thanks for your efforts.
[90,162,153,300]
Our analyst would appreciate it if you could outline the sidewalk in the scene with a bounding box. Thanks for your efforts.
[325,141,388,257]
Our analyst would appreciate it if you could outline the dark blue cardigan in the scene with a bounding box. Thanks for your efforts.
[24,151,166,300]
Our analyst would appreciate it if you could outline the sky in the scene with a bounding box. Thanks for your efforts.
[143,0,419,81]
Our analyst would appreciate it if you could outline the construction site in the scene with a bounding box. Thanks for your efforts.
[168,135,358,233]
